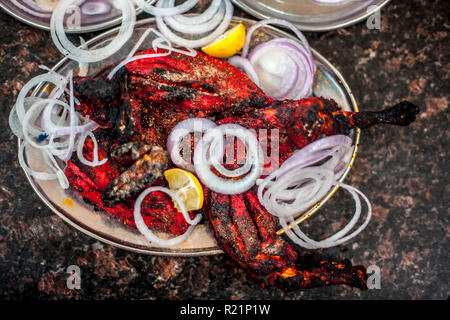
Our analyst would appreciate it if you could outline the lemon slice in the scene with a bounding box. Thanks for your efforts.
[201,23,246,58]
[164,168,204,211]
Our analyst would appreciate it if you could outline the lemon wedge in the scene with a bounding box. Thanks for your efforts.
[201,23,246,58]
[164,168,204,211]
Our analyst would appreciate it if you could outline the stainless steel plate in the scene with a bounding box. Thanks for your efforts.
[232,0,390,31]
[0,0,143,33]
[20,17,359,256]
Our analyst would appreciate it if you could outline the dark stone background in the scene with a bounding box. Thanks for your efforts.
[0,0,448,299]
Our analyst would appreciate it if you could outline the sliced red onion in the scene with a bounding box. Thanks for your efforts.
[155,0,233,48]
[193,124,263,195]
[238,19,315,99]
[266,39,315,99]
[248,42,299,99]
[258,135,353,202]
[280,135,352,171]
[80,0,112,15]
[269,38,315,74]
[50,0,135,63]
[247,38,314,100]
[135,0,198,16]
[279,181,372,249]
[134,186,202,248]
[257,134,371,249]
[167,118,217,172]
[242,18,313,61]
[260,167,334,217]
[227,55,260,87]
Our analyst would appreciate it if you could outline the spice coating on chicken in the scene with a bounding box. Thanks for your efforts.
[102,143,168,208]
[67,49,419,291]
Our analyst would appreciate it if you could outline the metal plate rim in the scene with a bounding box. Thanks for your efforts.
[231,0,391,32]
[18,16,360,256]
[0,0,144,34]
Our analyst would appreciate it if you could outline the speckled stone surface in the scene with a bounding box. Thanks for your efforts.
[0,0,448,300]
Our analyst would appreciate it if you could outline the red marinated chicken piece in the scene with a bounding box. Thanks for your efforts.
[68,49,419,291]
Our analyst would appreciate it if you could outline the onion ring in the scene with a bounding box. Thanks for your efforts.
[134,186,202,247]
[135,0,198,16]
[50,0,136,63]
[155,0,233,48]
[193,124,263,195]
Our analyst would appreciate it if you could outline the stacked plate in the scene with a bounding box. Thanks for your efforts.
[1,0,390,32]
[231,0,390,31]
[0,0,143,32]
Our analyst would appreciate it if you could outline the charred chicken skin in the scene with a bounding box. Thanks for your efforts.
[67,49,419,291]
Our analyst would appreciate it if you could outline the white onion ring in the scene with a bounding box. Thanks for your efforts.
[134,186,202,248]
[208,127,253,178]
[41,99,98,137]
[135,0,198,16]
[239,19,315,99]
[257,135,372,249]
[193,124,263,195]
[279,182,372,249]
[280,135,353,172]
[168,0,221,24]
[50,0,136,63]
[59,71,77,161]
[108,28,197,80]
[13,72,68,127]
[242,18,313,62]
[167,118,218,172]
[163,0,225,35]
[107,51,171,80]
[76,131,108,167]
[155,0,233,48]
[248,43,299,99]
[78,37,89,76]
[19,141,69,189]
[260,167,334,217]
[22,98,66,150]
[227,55,260,87]
[257,135,353,213]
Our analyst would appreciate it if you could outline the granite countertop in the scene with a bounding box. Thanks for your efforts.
[0,0,448,300]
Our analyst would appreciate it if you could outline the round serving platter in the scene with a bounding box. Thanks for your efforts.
[231,0,390,31]
[0,0,143,33]
[19,17,360,256]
